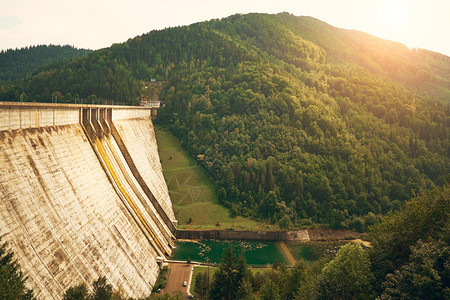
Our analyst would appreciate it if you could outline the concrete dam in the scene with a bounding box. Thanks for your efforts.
[0,102,178,299]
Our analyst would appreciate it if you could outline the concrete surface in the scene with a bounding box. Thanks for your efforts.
[0,102,175,299]
[113,118,176,222]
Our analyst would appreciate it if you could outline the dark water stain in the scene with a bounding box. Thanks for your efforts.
[38,136,45,147]
[29,138,38,149]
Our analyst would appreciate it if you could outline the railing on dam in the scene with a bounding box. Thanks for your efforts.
[0,102,159,131]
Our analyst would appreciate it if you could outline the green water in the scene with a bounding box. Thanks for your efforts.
[171,240,287,266]
[286,241,347,264]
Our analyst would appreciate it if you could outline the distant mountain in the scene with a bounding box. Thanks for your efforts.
[0,44,91,82]
[259,14,450,103]
[2,13,448,229]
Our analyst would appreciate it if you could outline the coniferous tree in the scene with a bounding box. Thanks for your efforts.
[63,284,89,300]
[209,246,251,300]
[0,235,34,300]
[194,271,209,299]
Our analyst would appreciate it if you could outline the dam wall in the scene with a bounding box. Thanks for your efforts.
[0,104,79,130]
[176,229,310,241]
[0,102,175,299]
[112,119,176,223]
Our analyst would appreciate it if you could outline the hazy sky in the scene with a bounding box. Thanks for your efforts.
[1,0,449,56]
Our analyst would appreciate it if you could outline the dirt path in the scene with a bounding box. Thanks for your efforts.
[278,241,296,267]
[162,263,192,296]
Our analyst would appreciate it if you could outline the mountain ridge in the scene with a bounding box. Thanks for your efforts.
[0,44,92,83]
[0,12,448,228]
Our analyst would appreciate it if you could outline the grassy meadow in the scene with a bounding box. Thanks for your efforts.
[155,125,268,230]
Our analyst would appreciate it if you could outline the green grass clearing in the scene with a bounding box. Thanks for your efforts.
[285,241,347,264]
[155,125,268,230]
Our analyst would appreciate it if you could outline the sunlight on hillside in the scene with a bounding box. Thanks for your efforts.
[378,0,409,32]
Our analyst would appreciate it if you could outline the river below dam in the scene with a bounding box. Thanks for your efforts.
[171,239,348,266]
[171,240,288,265]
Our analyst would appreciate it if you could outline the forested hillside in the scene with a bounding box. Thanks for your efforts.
[1,13,448,228]
[0,45,91,102]
[269,14,450,103]
[189,183,449,299]
[0,45,91,82]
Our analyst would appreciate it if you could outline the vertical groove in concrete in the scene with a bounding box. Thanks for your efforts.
[81,107,174,254]
[105,136,174,245]
[111,118,176,226]
[93,137,167,256]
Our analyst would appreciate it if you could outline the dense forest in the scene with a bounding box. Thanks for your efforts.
[0,13,448,228]
[0,45,91,83]
[0,45,91,102]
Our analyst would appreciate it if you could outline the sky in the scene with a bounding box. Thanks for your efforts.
[1,0,449,57]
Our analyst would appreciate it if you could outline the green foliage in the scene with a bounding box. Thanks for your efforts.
[208,246,254,300]
[92,277,113,300]
[154,14,449,228]
[194,271,210,299]
[152,266,170,292]
[380,239,449,299]
[147,292,184,300]
[251,260,310,300]
[279,215,293,230]
[316,243,374,299]
[0,235,35,300]
[63,284,89,300]
[205,247,312,300]
[368,183,450,284]
[284,260,308,298]
[186,185,448,299]
[63,277,128,300]
[260,281,281,300]
[236,278,254,300]
[209,246,240,300]
[0,45,91,83]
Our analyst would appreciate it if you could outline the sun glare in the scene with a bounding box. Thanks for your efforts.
[383,2,407,29]
[377,0,410,33]
[372,0,413,46]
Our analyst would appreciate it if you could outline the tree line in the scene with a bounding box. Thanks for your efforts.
[0,45,91,83]
[0,13,448,228]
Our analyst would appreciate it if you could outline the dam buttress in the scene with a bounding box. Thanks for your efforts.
[0,102,177,299]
